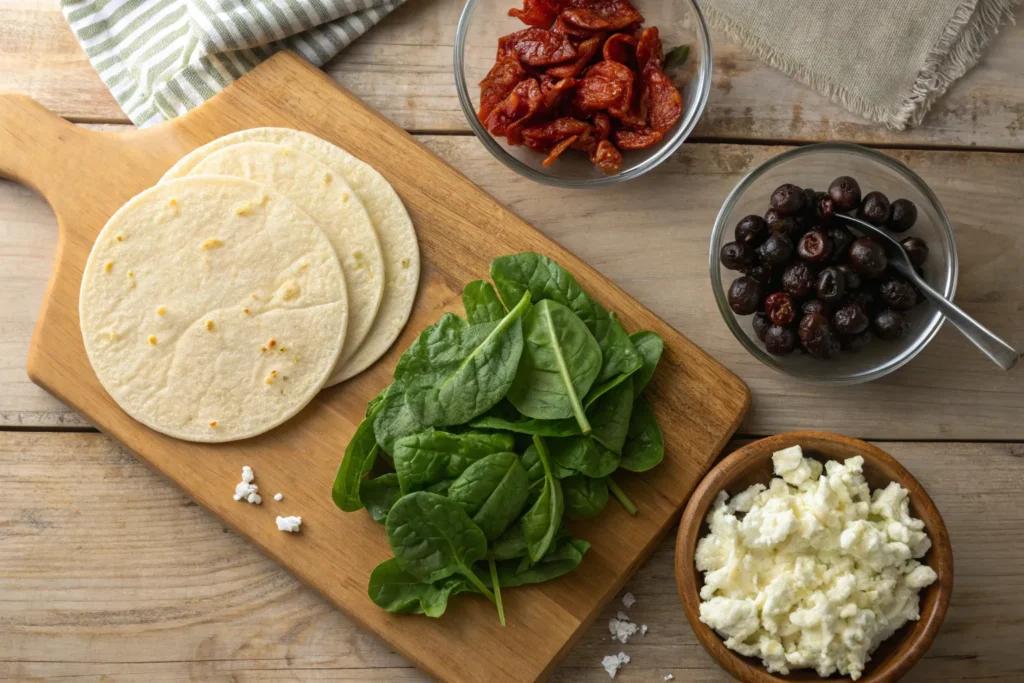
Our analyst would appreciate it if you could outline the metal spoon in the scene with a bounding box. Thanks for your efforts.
[836,214,1019,371]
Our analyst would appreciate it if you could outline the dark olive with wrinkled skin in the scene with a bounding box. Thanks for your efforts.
[828,225,854,263]
[816,266,847,305]
[802,299,830,318]
[833,302,870,335]
[879,276,918,310]
[848,237,888,278]
[735,215,769,245]
[801,188,818,220]
[764,208,785,228]
[764,324,797,355]
[781,262,816,298]
[841,330,871,352]
[727,276,764,315]
[848,290,878,317]
[765,291,796,326]
[836,263,862,291]
[872,309,909,341]
[770,183,807,216]
[815,192,835,220]
[887,199,918,233]
[720,241,755,271]
[828,176,862,212]
[744,264,774,286]
[756,233,794,270]
[752,312,771,342]
[797,228,832,263]
[769,217,801,240]
[900,236,929,267]
[798,312,841,359]
[858,191,891,226]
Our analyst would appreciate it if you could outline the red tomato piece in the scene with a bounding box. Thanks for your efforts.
[577,60,633,117]
[614,126,663,150]
[478,56,527,121]
[591,139,623,174]
[560,0,644,31]
[635,26,663,73]
[546,32,604,78]
[644,68,682,132]
[498,28,577,66]
[602,32,637,64]
[592,111,612,140]
[508,0,559,28]
[539,76,579,111]
[484,77,544,145]
[521,117,592,151]
[542,134,579,165]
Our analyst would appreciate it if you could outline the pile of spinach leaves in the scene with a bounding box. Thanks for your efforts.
[332,252,665,624]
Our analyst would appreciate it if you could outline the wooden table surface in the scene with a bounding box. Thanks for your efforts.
[1,1,1021,681]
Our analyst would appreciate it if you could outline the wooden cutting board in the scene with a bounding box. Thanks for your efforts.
[0,52,749,683]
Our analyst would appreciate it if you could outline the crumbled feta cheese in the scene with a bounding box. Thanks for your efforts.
[276,515,302,533]
[608,612,638,644]
[274,492,283,501]
[233,465,261,504]
[695,446,938,680]
[641,624,648,636]
[621,592,636,609]
[663,675,674,681]
[601,652,630,678]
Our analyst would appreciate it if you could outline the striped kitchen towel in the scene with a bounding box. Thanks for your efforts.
[61,0,407,127]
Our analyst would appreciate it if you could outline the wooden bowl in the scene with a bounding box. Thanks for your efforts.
[675,432,954,683]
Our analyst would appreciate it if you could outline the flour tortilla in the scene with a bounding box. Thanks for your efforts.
[161,128,420,384]
[79,176,348,443]
[189,142,385,381]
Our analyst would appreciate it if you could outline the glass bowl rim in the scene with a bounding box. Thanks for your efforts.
[709,142,960,385]
[453,0,714,189]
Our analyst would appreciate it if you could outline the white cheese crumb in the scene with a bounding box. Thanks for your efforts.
[621,592,636,609]
[664,675,674,681]
[274,493,283,501]
[608,612,638,644]
[601,652,630,678]
[641,624,648,636]
[276,515,302,533]
[233,465,261,504]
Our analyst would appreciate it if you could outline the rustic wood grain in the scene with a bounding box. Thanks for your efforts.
[1,0,1023,147]
[0,53,749,683]
[1,432,1020,682]
[2,133,1021,437]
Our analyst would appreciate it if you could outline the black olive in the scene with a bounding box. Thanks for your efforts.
[720,241,755,271]
[797,228,832,263]
[798,312,841,359]
[828,176,862,212]
[816,266,847,305]
[802,298,831,318]
[782,262,816,298]
[770,183,807,216]
[858,191,891,226]
[879,276,917,310]
[848,290,879,317]
[836,263,862,291]
[815,191,835,220]
[833,302,870,335]
[872,309,909,341]
[752,312,771,342]
[735,215,769,245]
[764,208,785,228]
[769,217,801,240]
[765,292,796,326]
[828,225,854,263]
[900,236,929,266]
[887,199,918,233]
[764,324,797,356]
[744,264,774,286]
[728,276,764,315]
[756,233,794,270]
[848,237,888,278]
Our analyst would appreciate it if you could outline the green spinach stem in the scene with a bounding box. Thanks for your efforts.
[605,476,637,516]
[463,565,497,603]
[489,558,506,627]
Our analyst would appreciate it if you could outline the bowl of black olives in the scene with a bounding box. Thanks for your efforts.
[710,143,958,384]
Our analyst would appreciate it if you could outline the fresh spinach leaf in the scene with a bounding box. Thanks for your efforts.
[470,401,583,438]
[629,331,664,398]
[586,376,634,455]
[385,492,495,599]
[463,280,507,324]
[373,377,427,455]
[447,452,530,541]
[506,299,602,431]
[332,397,387,512]
[519,443,545,487]
[547,435,621,479]
[521,436,564,562]
[664,44,690,69]
[366,386,389,418]
[424,478,454,495]
[495,538,590,587]
[393,429,514,494]
[562,475,609,520]
[400,292,530,428]
[368,557,471,617]
[620,397,664,472]
[490,252,641,384]
[360,473,402,524]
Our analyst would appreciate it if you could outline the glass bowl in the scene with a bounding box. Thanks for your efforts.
[710,143,958,385]
[454,0,712,188]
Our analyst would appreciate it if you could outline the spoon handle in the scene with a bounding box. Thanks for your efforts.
[897,264,1020,371]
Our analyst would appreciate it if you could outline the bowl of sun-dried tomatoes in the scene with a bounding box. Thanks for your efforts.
[455,0,712,187]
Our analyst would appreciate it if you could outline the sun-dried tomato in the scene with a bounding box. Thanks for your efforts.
[592,111,612,140]
[484,77,545,145]
[551,16,598,38]
[521,117,591,151]
[478,56,527,121]
[635,26,663,73]
[577,60,633,117]
[614,126,662,150]
[602,32,637,64]
[508,0,560,28]
[560,0,644,31]
[644,68,682,132]
[546,32,604,78]
[498,28,577,66]
[539,76,579,111]
[591,139,623,174]
[543,135,579,165]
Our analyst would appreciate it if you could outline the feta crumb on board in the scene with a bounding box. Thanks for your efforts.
[621,592,636,609]
[663,675,674,681]
[608,612,639,644]
[276,515,302,533]
[641,624,648,636]
[233,465,261,504]
[601,652,630,678]
[274,492,283,501]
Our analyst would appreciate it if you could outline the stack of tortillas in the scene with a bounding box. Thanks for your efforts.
[79,128,419,443]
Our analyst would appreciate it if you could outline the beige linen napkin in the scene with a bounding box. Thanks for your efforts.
[701,0,1021,129]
